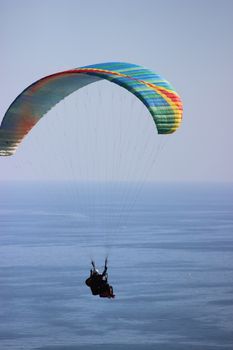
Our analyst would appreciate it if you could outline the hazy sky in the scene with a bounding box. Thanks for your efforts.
[0,0,232,182]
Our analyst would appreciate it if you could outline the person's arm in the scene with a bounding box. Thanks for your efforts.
[102,266,107,276]
[102,258,108,276]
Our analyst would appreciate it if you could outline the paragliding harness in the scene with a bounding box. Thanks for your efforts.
[85,259,115,299]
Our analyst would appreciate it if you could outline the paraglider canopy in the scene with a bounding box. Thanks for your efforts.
[0,62,183,156]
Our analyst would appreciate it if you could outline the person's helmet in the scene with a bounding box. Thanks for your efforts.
[93,269,99,274]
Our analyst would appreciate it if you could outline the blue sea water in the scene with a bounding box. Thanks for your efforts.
[0,182,233,350]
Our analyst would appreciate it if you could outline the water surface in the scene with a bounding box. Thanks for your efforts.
[0,182,233,349]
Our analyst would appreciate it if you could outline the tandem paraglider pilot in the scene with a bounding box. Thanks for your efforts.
[85,258,115,298]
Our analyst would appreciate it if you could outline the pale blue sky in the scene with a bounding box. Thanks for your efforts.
[0,0,232,182]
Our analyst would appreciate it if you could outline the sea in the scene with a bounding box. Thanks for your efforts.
[0,182,233,350]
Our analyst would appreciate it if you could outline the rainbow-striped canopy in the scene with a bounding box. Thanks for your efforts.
[0,62,183,156]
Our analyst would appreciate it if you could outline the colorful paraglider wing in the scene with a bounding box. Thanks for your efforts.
[0,62,183,156]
